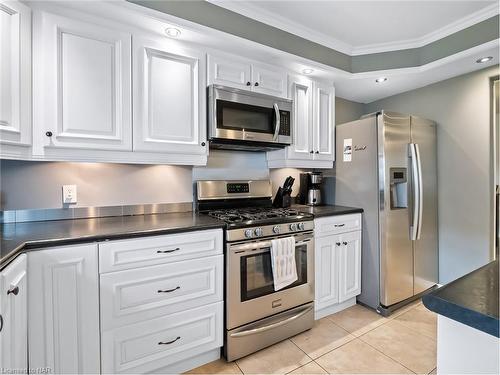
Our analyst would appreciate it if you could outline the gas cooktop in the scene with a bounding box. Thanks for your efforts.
[206,207,313,228]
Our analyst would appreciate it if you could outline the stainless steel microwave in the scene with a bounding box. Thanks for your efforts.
[208,85,292,151]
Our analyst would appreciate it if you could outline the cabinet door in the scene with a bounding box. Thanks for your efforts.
[313,82,335,161]
[287,75,313,160]
[252,64,287,97]
[315,234,340,310]
[339,231,362,302]
[207,54,251,90]
[133,36,207,156]
[0,254,27,370]
[28,244,100,374]
[34,11,132,151]
[0,1,31,146]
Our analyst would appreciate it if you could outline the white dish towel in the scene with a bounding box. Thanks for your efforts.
[270,236,297,291]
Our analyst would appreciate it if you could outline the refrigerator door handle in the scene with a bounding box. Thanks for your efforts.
[415,143,424,240]
[410,143,420,240]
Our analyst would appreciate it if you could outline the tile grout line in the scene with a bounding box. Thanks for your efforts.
[357,333,418,374]
[312,359,330,374]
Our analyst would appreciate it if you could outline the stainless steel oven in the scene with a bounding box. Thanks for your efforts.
[208,85,292,150]
[225,230,314,361]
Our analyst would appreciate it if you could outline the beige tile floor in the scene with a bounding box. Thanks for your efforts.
[187,300,437,375]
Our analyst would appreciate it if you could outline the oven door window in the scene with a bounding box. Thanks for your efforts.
[217,100,275,134]
[240,244,308,302]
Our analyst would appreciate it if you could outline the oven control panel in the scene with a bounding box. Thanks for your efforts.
[227,183,250,194]
[228,221,314,242]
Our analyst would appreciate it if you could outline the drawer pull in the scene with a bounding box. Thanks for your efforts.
[7,286,19,296]
[343,241,348,245]
[158,336,181,345]
[158,286,180,293]
[334,224,345,227]
[157,248,180,254]
[336,242,341,246]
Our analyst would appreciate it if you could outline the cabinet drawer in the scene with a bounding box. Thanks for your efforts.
[101,302,223,374]
[99,229,223,273]
[315,214,361,237]
[100,255,223,330]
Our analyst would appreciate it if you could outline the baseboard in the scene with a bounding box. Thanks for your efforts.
[314,297,356,320]
[155,348,221,374]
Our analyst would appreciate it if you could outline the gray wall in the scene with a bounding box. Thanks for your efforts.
[0,161,194,210]
[335,97,365,125]
[365,65,499,283]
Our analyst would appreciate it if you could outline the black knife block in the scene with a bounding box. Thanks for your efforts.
[272,187,292,208]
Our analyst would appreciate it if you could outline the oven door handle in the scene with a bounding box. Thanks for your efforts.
[273,103,281,141]
[229,304,313,338]
[230,237,312,253]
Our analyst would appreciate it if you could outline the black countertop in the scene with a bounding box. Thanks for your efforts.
[423,260,499,338]
[0,212,225,270]
[0,204,363,269]
[292,204,364,217]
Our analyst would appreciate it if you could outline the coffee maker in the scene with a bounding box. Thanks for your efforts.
[298,172,323,206]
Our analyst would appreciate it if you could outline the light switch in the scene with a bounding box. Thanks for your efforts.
[62,185,77,204]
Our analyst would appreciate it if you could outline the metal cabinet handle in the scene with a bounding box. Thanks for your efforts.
[315,151,319,154]
[7,286,19,296]
[157,248,180,254]
[0,314,3,332]
[310,150,314,154]
[158,336,181,345]
[158,286,180,293]
[334,224,345,227]
[342,241,348,245]
[336,242,341,246]
[45,131,53,137]
[246,81,251,86]
[254,82,259,86]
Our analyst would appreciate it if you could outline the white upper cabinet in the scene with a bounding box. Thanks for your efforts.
[207,54,251,90]
[313,82,335,161]
[287,75,313,160]
[33,11,132,152]
[0,254,27,370]
[133,35,207,161]
[267,76,335,168]
[207,53,287,98]
[251,64,287,97]
[0,1,31,148]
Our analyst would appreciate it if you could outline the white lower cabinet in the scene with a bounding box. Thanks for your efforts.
[0,254,28,370]
[101,302,223,374]
[28,244,101,374]
[314,214,362,319]
[99,228,224,373]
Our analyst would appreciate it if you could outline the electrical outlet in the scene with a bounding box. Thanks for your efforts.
[62,185,77,204]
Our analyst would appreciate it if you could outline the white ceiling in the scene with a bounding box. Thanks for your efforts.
[210,0,499,54]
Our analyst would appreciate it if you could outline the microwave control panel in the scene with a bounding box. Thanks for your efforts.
[279,110,291,136]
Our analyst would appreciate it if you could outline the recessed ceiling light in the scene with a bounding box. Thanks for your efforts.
[375,77,387,83]
[476,56,493,63]
[302,68,314,75]
[165,27,181,38]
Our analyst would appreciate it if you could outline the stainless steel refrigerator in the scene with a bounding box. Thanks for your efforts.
[334,111,438,314]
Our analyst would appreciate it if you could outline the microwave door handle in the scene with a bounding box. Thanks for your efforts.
[273,103,281,141]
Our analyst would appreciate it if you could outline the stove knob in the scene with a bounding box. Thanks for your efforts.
[289,223,297,231]
[244,229,253,238]
[298,222,305,231]
[273,225,280,234]
[254,228,263,237]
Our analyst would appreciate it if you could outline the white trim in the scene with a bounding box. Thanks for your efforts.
[352,3,500,55]
[314,297,356,320]
[206,0,353,55]
[209,0,499,56]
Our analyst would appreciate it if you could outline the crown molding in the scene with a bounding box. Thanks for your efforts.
[206,0,353,55]
[209,0,499,57]
[351,2,500,55]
